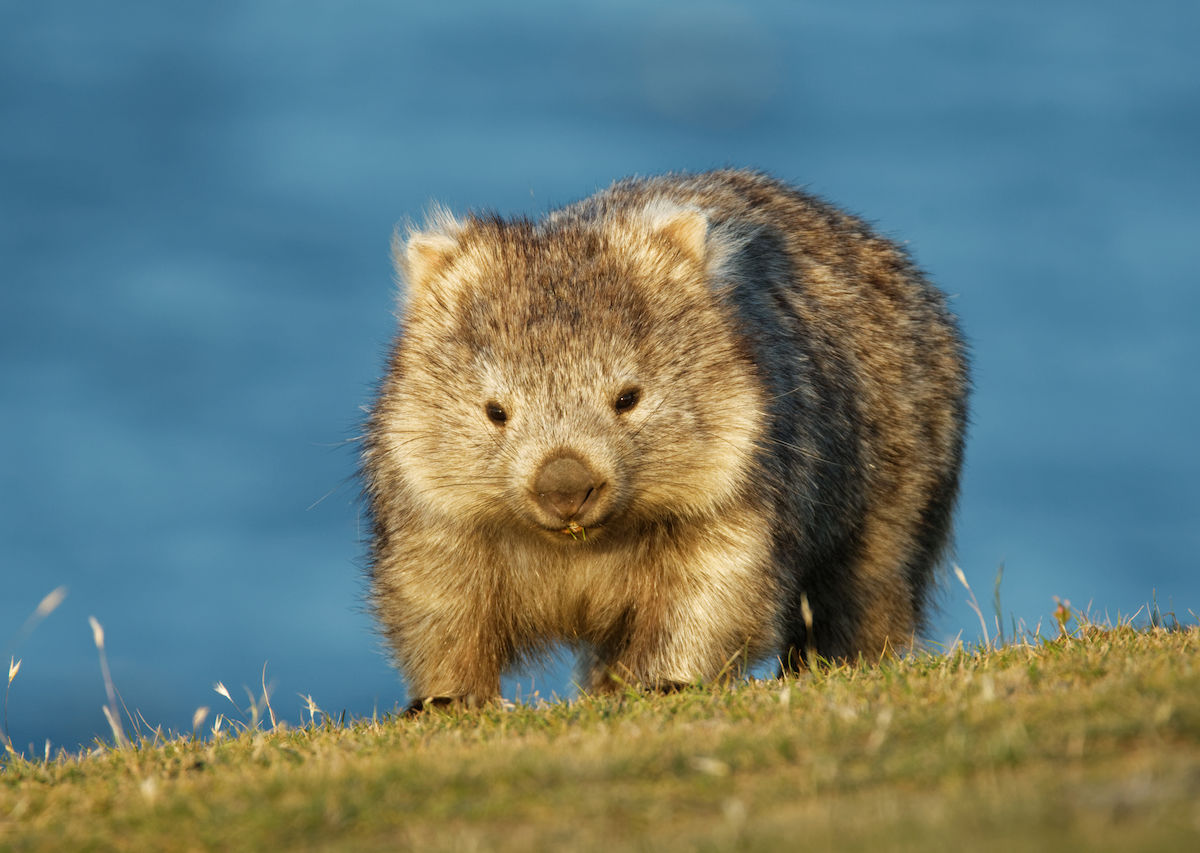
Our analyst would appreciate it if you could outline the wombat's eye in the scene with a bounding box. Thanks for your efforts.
[613,388,640,414]
[484,401,508,425]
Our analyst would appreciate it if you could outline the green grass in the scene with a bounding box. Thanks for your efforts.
[2,620,1199,851]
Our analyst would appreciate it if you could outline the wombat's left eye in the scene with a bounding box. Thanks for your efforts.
[484,401,508,425]
[614,388,640,413]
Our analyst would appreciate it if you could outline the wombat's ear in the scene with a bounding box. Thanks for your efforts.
[393,207,463,292]
[640,201,709,265]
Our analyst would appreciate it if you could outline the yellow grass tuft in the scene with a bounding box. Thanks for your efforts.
[1,620,1197,851]
[2,577,1198,850]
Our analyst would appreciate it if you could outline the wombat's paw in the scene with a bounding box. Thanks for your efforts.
[652,680,694,694]
[404,694,485,716]
[590,669,696,695]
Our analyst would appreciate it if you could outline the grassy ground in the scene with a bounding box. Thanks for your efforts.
[2,622,1198,851]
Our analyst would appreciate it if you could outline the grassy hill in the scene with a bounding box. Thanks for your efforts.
[2,622,1198,851]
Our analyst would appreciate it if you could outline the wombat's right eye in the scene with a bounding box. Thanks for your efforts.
[484,402,508,425]
[614,387,641,414]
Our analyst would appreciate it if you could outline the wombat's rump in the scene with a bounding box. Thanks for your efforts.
[362,170,968,708]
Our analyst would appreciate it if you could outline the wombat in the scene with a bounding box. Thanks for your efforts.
[362,169,968,709]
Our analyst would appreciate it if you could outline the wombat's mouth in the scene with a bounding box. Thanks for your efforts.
[529,517,608,543]
[559,520,600,539]
[559,520,589,542]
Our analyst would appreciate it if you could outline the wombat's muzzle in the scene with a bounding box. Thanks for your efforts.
[532,453,607,524]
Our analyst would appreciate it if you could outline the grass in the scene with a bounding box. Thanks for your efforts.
[2,609,1198,851]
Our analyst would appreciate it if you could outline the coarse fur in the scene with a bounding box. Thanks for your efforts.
[362,169,968,709]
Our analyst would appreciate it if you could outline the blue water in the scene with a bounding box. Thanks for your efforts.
[2,0,1197,753]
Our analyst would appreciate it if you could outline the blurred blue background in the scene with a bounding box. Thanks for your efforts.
[2,0,1197,754]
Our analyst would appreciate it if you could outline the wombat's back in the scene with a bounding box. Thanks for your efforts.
[552,170,968,659]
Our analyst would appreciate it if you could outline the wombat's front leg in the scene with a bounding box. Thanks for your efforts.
[371,529,517,712]
[374,571,512,713]
[397,617,507,713]
[584,528,781,693]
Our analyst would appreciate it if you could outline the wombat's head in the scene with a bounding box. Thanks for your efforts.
[367,199,765,543]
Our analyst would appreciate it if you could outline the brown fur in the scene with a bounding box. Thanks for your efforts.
[362,170,968,708]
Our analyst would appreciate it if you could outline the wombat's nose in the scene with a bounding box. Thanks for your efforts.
[534,455,604,521]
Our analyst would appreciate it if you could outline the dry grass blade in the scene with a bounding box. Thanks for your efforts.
[5,586,68,659]
[88,616,128,749]
[2,588,68,754]
[192,706,210,733]
[800,592,816,667]
[953,564,990,648]
[261,661,278,730]
[34,586,69,620]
